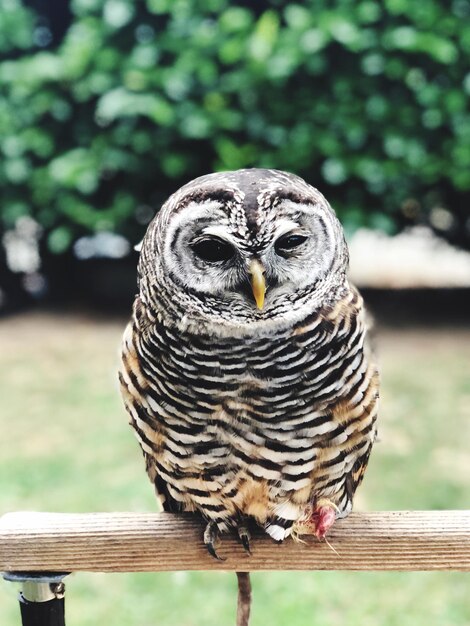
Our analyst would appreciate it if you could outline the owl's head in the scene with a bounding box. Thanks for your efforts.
[139,169,349,330]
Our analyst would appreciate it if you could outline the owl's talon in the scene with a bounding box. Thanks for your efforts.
[237,524,252,555]
[207,542,226,561]
[204,521,225,561]
[241,533,251,555]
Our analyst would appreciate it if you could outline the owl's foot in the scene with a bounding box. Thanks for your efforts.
[203,521,225,561]
[237,521,252,555]
[307,499,339,540]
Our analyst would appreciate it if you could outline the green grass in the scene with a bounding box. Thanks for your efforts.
[0,312,469,626]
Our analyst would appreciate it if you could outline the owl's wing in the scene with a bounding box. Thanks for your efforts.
[298,344,379,540]
[328,351,379,513]
[119,306,183,514]
[303,287,379,515]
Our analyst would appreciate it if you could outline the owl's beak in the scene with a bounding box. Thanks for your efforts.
[248,259,266,310]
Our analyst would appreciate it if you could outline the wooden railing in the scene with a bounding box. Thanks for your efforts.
[1,510,469,625]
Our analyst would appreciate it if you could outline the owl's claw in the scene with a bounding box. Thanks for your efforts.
[237,523,252,555]
[204,521,225,561]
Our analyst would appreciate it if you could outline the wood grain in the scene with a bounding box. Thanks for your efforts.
[0,511,469,573]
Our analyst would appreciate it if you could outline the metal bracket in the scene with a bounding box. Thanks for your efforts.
[2,572,69,626]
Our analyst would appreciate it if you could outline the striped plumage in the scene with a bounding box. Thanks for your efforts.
[120,168,379,548]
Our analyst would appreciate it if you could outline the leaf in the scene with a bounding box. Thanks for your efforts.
[96,88,175,125]
[47,226,73,254]
[249,10,280,62]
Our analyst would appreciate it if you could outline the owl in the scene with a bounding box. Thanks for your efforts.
[119,168,379,557]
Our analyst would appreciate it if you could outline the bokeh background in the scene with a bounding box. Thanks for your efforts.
[0,1,469,625]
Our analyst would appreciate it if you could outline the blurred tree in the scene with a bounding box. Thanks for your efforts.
[0,0,469,306]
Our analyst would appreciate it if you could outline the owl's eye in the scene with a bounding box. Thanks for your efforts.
[191,236,235,263]
[275,233,308,256]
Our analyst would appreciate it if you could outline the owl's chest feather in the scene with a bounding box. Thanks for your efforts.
[144,321,358,474]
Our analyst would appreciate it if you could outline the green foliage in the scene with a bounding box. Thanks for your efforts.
[1,0,469,251]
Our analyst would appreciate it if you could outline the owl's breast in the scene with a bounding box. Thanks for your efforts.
[122,291,377,534]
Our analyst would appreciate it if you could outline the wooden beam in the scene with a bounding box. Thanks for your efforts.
[1,511,469,573]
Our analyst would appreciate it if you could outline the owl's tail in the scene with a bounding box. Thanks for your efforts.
[236,572,252,626]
